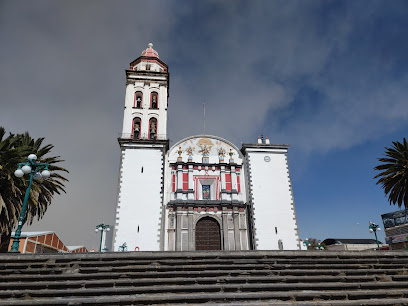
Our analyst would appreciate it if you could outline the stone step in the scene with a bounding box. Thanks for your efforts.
[0,262,406,275]
[0,272,379,285]
[0,260,408,270]
[0,267,403,282]
[2,250,407,261]
[2,281,408,298]
[0,275,385,291]
[210,299,408,305]
[2,289,408,305]
[3,257,407,267]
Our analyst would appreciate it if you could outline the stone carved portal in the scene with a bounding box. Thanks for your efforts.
[195,217,221,250]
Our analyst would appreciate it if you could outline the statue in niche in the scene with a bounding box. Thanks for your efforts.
[151,94,158,109]
[150,120,157,139]
[133,121,140,139]
[136,96,142,108]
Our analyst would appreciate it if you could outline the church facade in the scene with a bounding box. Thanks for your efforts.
[113,44,300,251]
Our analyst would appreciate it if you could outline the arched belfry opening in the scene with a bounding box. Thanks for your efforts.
[195,217,221,250]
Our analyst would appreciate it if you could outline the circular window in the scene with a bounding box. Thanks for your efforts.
[264,156,271,162]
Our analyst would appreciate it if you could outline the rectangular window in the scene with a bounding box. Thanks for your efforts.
[202,185,211,200]
[182,173,188,190]
[237,175,241,192]
[172,174,176,192]
[225,173,231,191]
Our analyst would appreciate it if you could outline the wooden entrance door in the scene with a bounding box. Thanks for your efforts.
[195,217,221,250]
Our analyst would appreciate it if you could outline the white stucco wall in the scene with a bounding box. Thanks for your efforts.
[113,147,164,251]
[246,149,299,250]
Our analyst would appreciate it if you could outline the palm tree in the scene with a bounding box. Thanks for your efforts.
[0,127,68,252]
[374,138,408,209]
[0,128,26,251]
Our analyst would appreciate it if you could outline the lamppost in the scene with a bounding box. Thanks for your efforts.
[95,223,110,252]
[9,154,50,253]
[119,242,127,252]
[369,221,381,250]
[316,243,324,250]
[303,238,310,250]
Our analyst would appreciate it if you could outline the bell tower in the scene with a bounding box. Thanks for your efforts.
[121,43,169,140]
[113,43,170,251]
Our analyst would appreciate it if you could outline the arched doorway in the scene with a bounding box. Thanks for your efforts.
[195,217,221,250]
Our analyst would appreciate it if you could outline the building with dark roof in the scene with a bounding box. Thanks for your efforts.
[382,209,408,250]
[322,238,385,251]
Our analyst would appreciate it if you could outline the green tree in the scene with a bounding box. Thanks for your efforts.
[0,127,68,252]
[374,138,408,209]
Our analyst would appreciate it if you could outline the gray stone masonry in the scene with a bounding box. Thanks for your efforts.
[0,250,408,305]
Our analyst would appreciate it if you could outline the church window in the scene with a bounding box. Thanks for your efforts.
[202,185,211,200]
[172,174,176,192]
[225,173,231,191]
[151,92,158,109]
[132,118,141,139]
[149,118,157,139]
[183,173,188,190]
[275,227,278,234]
[237,175,241,192]
[146,64,151,70]
[141,167,143,173]
[134,92,142,108]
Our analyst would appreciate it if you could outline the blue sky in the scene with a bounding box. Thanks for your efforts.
[1,1,408,248]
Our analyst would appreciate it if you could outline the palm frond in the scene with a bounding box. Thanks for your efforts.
[374,138,408,208]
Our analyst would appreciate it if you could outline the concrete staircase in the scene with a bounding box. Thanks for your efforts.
[0,251,408,305]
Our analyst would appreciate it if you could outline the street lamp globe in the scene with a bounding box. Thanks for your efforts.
[377,228,381,231]
[21,165,31,174]
[14,169,24,177]
[369,228,373,233]
[95,229,99,233]
[41,170,50,179]
[28,154,37,161]
[106,228,110,232]
[33,172,42,181]
[98,227,102,231]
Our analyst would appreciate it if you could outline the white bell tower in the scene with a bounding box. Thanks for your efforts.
[113,43,169,251]
[121,43,169,140]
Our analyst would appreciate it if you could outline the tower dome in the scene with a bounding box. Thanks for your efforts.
[141,43,159,58]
